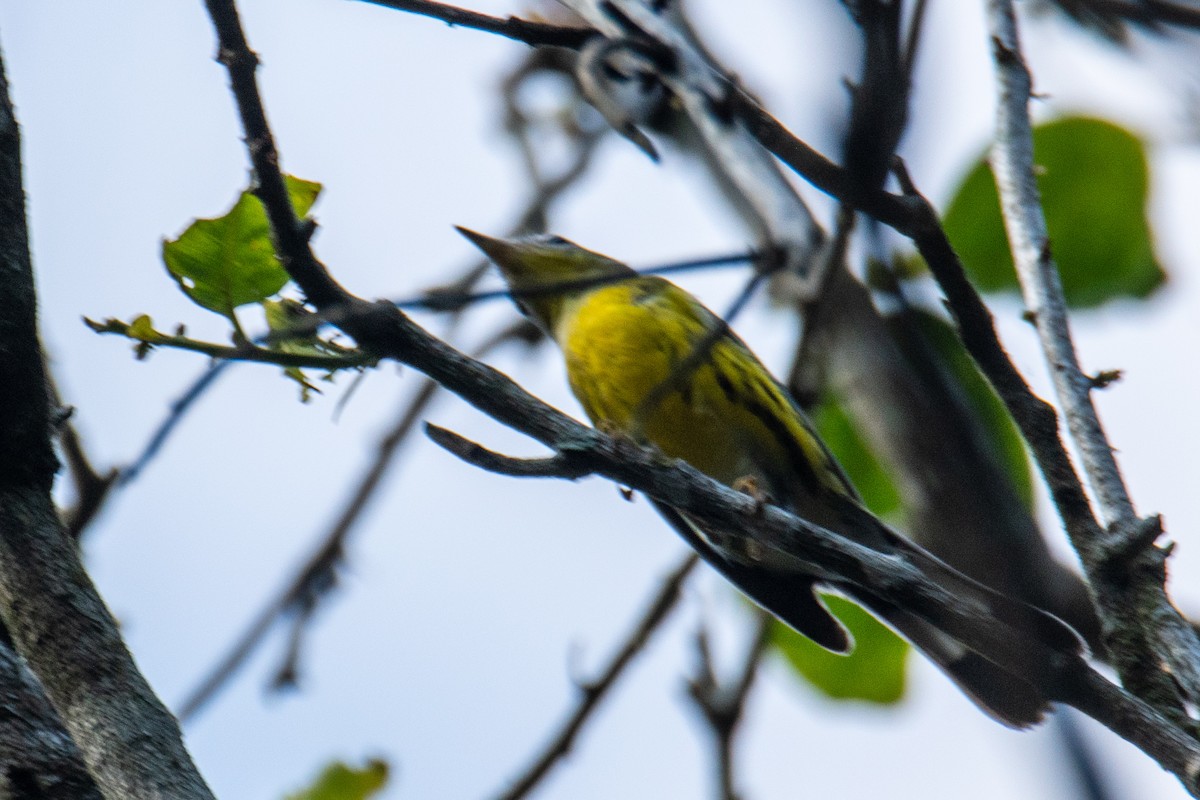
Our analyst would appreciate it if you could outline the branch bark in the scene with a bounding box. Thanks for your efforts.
[986,0,1200,724]
[0,639,102,799]
[0,40,215,800]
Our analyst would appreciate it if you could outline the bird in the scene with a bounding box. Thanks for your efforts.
[457,227,1083,727]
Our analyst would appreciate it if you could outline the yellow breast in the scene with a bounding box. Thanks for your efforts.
[556,279,752,485]
[553,277,853,518]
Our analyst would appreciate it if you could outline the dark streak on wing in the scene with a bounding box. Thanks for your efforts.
[727,360,827,499]
[713,364,738,403]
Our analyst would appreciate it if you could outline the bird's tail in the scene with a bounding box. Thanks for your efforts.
[650,499,1083,728]
[873,605,1061,727]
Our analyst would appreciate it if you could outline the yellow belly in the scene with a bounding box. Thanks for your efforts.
[558,282,749,482]
[556,277,871,546]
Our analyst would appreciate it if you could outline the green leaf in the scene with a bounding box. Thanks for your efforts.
[905,312,1034,507]
[284,760,389,800]
[811,400,902,519]
[162,175,322,319]
[771,595,909,704]
[943,116,1164,308]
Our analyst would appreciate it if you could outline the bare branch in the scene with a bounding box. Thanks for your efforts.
[46,376,119,541]
[563,0,824,276]
[0,638,102,799]
[425,424,592,479]
[0,44,215,799]
[358,0,593,48]
[493,554,699,800]
[988,2,1135,532]
[204,0,344,310]
[685,610,772,800]
[1048,0,1200,35]
[986,0,1200,723]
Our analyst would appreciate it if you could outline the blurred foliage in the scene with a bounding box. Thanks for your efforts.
[771,595,909,704]
[944,116,1163,308]
[811,399,903,519]
[284,759,389,800]
[893,310,1035,509]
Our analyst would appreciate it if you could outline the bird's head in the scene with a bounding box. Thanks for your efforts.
[456,227,635,332]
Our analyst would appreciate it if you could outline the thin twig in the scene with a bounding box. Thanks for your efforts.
[685,609,772,800]
[903,0,930,78]
[412,250,758,314]
[117,360,230,487]
[358,0,594,48]
[1052,0,1200,33]
[1052,711,1119,800]
[176,321,534,723]
[45,371,119,540]
[425,423,592,479]
[84,320,374,370]
[493,554,699,800]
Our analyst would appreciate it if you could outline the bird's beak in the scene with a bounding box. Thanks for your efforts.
[455,226,520,269]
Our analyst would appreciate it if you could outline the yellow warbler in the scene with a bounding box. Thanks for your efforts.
[459,228,1081,727]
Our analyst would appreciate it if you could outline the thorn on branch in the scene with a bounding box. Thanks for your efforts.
[298,217,318,242]
[1040,238,1054,263]
[215,44,257,69]
[889,155,918,195]
[50,404,74,431]
[1103,515,1166,573]
[1088,369,1124,390]
[424,423,594,480]
[990,34,1017,63]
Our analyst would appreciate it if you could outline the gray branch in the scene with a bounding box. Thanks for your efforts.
[561,0,824,278]
[0,38,215,800]
[0,638,102,799]
[985,0,1200,720]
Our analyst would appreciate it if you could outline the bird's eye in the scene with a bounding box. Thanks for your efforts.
[543,235,569,246]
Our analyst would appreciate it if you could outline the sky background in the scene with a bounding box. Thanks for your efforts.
[3,1,1200,798]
